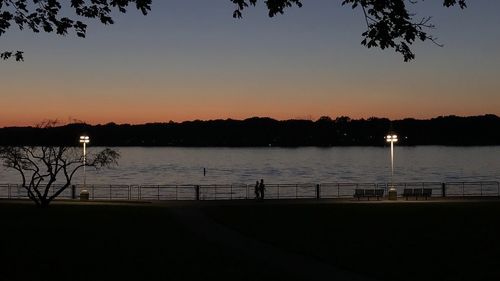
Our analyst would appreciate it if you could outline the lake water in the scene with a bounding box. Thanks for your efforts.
[1,146,499,185]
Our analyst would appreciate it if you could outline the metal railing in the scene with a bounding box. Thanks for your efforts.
[0,181,499,201]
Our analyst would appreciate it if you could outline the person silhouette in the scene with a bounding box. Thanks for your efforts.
[254,180,260,200]
[259,179,265,200]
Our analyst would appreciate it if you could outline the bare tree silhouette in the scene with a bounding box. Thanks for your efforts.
[0,121,120,207]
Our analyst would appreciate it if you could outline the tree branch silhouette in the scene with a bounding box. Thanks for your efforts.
[1,0,467,62]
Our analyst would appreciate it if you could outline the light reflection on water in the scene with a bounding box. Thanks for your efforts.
[1,146,499,185]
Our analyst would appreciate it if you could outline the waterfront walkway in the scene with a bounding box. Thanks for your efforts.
[169,205,375,281]
[1,180,499,201]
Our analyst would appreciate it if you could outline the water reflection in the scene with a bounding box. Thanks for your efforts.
[1,146,499,185]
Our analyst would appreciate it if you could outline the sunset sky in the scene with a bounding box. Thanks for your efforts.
[1,0,499,127]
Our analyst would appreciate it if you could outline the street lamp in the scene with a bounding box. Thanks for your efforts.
[386,134,398,200]
[79,135,90,200]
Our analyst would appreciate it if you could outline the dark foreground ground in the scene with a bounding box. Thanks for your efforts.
[1,199,499,281]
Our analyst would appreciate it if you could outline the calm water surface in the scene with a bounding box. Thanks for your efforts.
[1,146,499,185]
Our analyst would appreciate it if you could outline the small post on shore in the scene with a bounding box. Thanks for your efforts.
[316,184,321,199]
[195,185,200,201]
[441,183,446,197]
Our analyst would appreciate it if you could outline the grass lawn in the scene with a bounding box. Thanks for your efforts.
[204,201,500,281]
[0,201,301,281]
[2,200,500,281]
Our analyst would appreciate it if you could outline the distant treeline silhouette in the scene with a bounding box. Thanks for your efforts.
[1,115,499,147]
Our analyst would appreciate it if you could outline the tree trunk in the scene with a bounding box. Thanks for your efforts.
[39,199,51,208]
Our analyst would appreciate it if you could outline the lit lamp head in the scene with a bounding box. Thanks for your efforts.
[79,136,90,144]
[386,134,398,143]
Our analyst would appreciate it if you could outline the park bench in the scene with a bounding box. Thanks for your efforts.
[403,188,433,200]
[354,188,384,200]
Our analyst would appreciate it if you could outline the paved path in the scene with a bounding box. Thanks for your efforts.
[169,206,376,281]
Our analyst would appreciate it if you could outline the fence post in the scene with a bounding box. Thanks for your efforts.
[157,185,160,201]
[480,182,483,196]
[277,184,280,199]
[8,184,11,199]
[337,183,340,198]
[441,183,446,197]
[316,184,321,199]
[71,185,76,199]
[462,182,465,198]
[128,185,131,200]
[195,185,200,201]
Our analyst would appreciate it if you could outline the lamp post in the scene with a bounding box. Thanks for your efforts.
[386,134,398,200]
[79,136,90,200]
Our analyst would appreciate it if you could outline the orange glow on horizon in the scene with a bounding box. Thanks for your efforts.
[2,72,499,128]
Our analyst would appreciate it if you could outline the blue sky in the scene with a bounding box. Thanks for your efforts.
[1,0,499,126]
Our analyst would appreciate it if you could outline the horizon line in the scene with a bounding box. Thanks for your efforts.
[1,113,498,129]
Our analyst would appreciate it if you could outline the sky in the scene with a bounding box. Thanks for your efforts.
[1,0,499,127]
